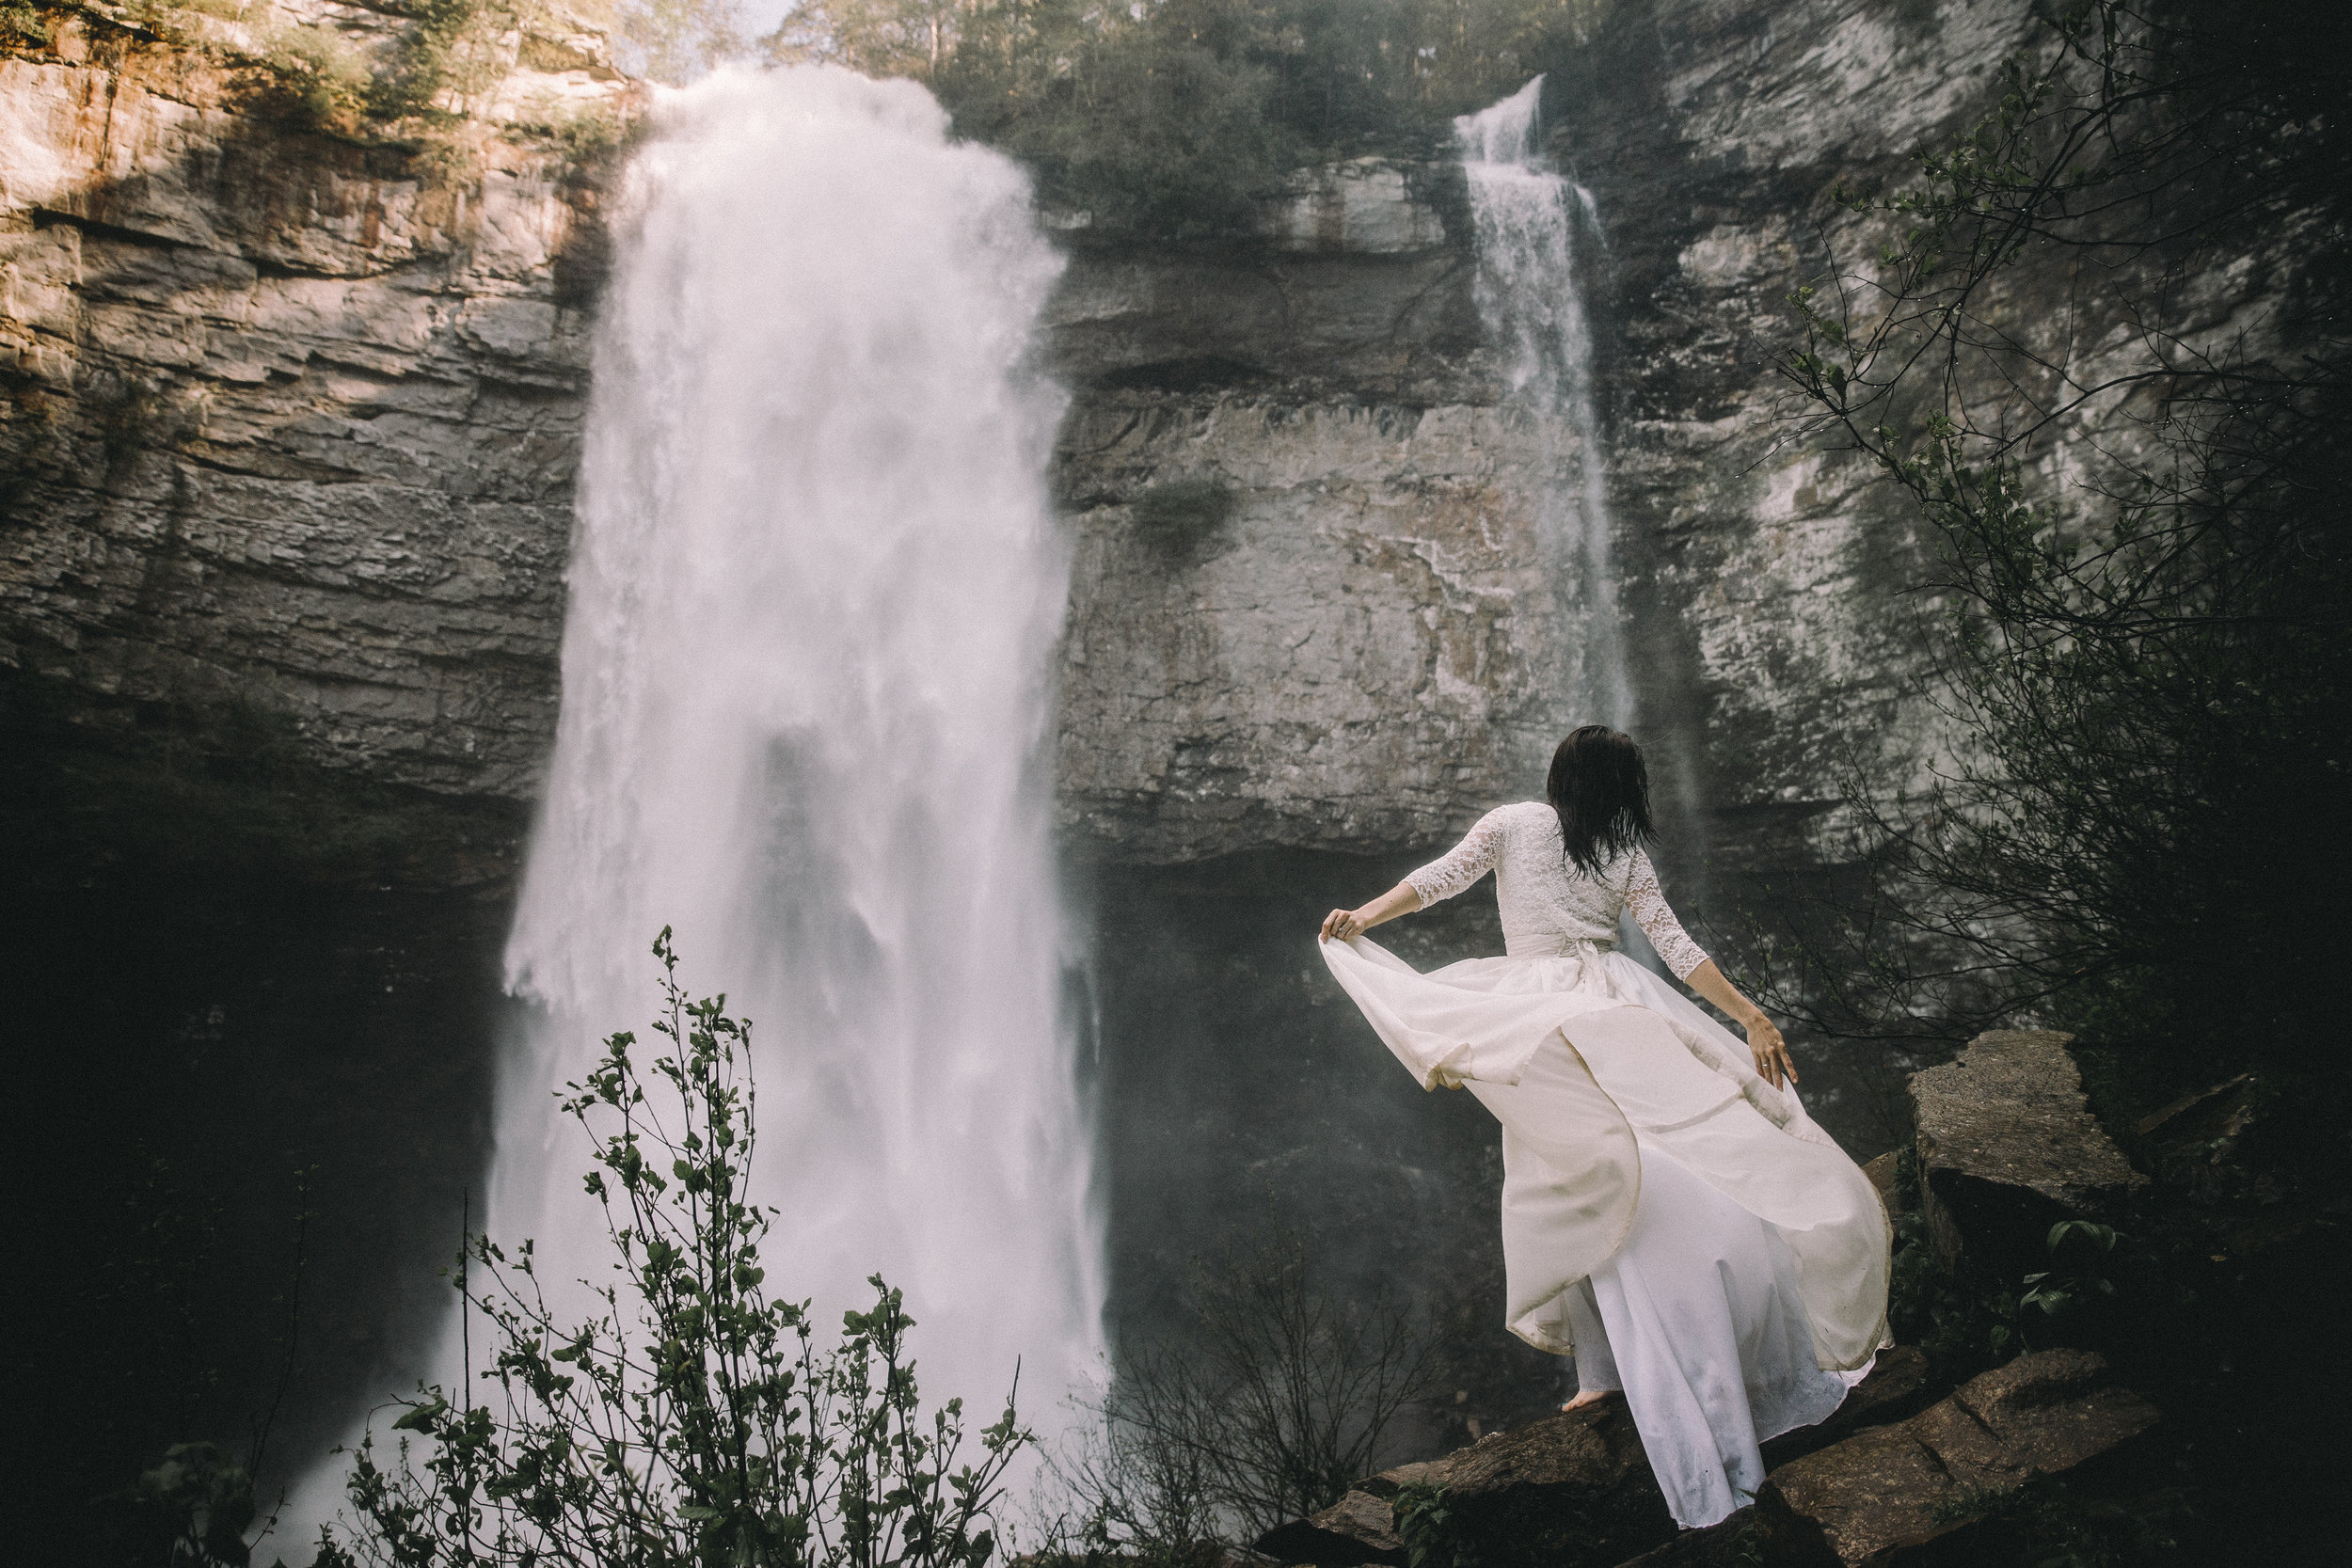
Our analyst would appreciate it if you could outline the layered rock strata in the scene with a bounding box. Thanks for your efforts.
[9,0,2275,891]
[1,2,624,799]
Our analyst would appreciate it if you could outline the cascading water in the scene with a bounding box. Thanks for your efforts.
[506,58,1101,1421]
[1454,76,1632,727]
[285,65,1102,1538]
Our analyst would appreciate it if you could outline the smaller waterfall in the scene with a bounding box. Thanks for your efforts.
[1455,77,1631,727]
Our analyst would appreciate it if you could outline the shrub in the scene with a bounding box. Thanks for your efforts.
[1,0,54,48]
[1044,1222,1443,1549]
[331,930,1025,1568]
[262,23,373,132]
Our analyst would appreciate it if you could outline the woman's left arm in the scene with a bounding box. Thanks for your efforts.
[1320,882,1421,942]
[1628,851,1798,1089]
[1682,959,1798,1090]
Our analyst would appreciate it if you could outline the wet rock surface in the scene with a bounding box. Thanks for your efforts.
[1909,1030,2147,1276]
[1438,1399,1673,1542]
[1253,1347,2153,1568]
[1756,1343,1931,1471]
[1755,1349,2160,1566]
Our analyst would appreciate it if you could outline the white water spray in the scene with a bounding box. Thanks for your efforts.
[507,57,1100,1418]
[284,67,1102,1539]
[1455,77,1631,726]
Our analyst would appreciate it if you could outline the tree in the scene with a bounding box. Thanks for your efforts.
[1768,1,2350,1067]
[619,0,748,83]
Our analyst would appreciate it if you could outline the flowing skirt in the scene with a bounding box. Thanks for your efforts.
[1318,936,1890,1528]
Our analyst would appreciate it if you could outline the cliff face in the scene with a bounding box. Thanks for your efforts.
[4,0,2086,880]
[1,1,621,804]
[1047,0,2058,876]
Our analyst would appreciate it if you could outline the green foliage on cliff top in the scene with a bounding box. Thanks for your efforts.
[765,0,1613,237]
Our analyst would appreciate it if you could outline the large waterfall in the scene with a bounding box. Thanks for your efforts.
[1455,77,1631,727]
[284,68,1102,1537]
[503,58,1100,1421]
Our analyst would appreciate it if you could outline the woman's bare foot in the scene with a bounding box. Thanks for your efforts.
[1560,1388,1619,1413]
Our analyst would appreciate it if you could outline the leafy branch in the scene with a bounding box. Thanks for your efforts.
[335,929,1025,1568]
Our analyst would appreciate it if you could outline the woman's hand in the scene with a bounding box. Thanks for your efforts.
[1741,1014,1798,1089]
[1319,882,1422,943]
[1681,960,1799,1091]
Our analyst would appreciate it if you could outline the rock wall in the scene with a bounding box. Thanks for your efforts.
[3,0,2126,886]
[1,0,621,802]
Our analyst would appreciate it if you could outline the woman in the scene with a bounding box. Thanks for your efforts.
[1316,726,1889,1529]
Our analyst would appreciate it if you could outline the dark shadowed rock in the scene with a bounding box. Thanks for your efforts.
[1610,1507,1759,1568]
[1255,1402,1675,1568]
[1356,1457,1457,1498]
[1436,1401,1677,1566]
[1755,1349,2159,1566]
[1250,1447,1463,1560]
[1908,1031,2147,1278]
[1860,1150,1906,1218]
[1254,1488,1408,1567]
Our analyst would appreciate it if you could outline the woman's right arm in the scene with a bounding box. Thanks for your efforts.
[1320,810,1506,942]
[1320,881,1421,942]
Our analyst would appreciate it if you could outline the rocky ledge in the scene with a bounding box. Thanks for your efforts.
[11,0,2206,883]
[1909,1029,2148,1280]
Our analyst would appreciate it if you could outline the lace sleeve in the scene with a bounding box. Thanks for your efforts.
[1626,850,1709,979]
[1404,810,1509,908]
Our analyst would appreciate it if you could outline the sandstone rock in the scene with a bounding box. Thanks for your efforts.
[1251,1457,1460,1564]
[1254,1402,1673,1568]
[1436,1401,1677,1566]
[1907,1031,2146,1278]
[1254,1487,1408,1567]
[1860,1150,1907,1218]
[1610,1508,1760,1568]
[1259,158,1457,256]
[1755,1349,2159,1566]
[8,0,2299,905]
[1357,1456,1457,1497]
[0,5,627,803]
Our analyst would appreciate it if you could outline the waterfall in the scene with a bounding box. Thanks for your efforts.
[283,65,1102,1541]
[506,58,1100,1422]
[1454,77,1632,727]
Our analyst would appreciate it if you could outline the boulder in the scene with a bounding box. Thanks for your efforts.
[1860,1150,1907,1219]
[1609,1507,1761,1567]
[1908,1031,2146,1279]
[1251,1454,1462,1563]
[1423,1401,1676,1567]
[1254,1402,1674,1568]
[1253,1487,1408,1567]
[1755,1349,2160,1566]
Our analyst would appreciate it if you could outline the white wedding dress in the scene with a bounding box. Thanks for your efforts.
[1320,802,1890,1528]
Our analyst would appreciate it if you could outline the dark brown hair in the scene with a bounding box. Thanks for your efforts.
[1546,725,1656,877]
